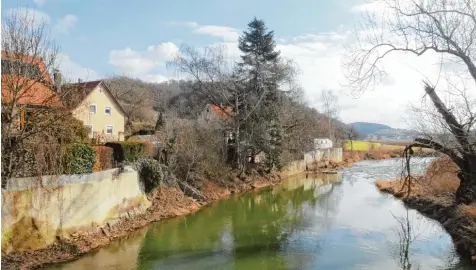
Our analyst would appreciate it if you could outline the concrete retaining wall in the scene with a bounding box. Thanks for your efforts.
[304,147,343,163]
[1,166,150,253]
[281,159,307,178]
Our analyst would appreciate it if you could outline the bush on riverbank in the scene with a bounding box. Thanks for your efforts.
[136,158,163,193]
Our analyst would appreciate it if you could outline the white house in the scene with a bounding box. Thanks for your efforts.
[314,138,333,150]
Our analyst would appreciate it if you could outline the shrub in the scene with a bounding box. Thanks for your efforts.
[92,146,114,172]
[63,144,96,174]
[135,158,163,193]
[105,141,146,163]
[143,141,156,158]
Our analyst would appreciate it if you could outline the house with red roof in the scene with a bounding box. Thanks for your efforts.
[1,51,63,130]
[62,80,126,141]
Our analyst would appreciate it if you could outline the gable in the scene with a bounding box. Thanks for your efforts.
[73,84,125,117]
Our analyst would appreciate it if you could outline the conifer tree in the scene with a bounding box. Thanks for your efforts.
[237,18,282,170]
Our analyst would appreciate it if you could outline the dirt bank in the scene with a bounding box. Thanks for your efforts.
[376,158,476,264]
[1,173,282,270]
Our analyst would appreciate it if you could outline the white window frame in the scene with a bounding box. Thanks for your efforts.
[106,125,113,135]
[105,106,112,116]
[89,104,97,114]
[85,124,93,136]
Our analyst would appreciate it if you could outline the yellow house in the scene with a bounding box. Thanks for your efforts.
[63,80,126,141]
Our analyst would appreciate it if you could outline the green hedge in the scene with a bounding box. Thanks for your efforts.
[135,158,163,193]
[105,141,146,163]
[63,143,96,174]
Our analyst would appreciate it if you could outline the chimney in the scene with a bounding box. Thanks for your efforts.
[53,69,62,93]
[78,78,82,83]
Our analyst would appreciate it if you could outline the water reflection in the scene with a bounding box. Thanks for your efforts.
[392,209,415,270]
[49,159,472,270]
[136,173,343,270]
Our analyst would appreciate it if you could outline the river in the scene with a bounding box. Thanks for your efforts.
[49,158,473,270]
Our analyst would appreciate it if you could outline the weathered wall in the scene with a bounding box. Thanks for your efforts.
[281,159,307,178]
[304,147,343,163]
[1,167,150,253]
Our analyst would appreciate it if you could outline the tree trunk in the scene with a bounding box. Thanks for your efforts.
[455,155,476,205]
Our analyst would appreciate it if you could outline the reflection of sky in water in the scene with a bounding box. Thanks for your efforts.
[51,158,471,270]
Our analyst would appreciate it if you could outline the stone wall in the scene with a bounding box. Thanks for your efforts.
[1,166,150,253]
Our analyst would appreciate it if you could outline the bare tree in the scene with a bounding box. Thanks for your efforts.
[343,0,476,204]
[344,125,359,152]
[104,76,152,132]
[1,9,85,184]
[321,89,339,142]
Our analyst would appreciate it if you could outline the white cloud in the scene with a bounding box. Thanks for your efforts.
[193,25,240,42]
[4,7,51,26]
[170,21,240,42]
[57,53,100,81]
[53,14,78,34]
[33,0,47,6]
[350,1,387,13]
[109,42,179,80]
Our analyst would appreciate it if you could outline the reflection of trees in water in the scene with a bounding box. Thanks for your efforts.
[137,174,344,269]
[391,209,428,270]
[393,209,416,270]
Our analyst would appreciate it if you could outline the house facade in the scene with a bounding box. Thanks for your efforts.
[313,138,333,149]
[63,80,126,141]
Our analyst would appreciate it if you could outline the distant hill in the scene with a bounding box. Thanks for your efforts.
[349,122,392,136]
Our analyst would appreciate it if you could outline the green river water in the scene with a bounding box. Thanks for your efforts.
[49,158,473,270]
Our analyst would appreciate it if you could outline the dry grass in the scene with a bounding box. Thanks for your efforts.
[459,205,476,217]
[417,157,460,196]
[375,179,421,197]
[376,157,459,198]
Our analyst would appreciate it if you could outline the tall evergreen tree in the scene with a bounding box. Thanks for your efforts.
[236,18,283,170]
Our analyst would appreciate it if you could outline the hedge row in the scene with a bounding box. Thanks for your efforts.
[105,141,147,163]
[62,144,96,174]
[92,146,114,172]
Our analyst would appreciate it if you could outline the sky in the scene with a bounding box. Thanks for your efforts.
[2,0,463,128]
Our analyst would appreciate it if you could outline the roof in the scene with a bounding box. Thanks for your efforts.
[1,51,62,107]
[209,104,233,120]
[61,80,126,115]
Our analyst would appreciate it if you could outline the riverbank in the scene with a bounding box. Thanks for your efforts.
[376,158,476,263]
[1,149,397,269]
[2,171,283,269]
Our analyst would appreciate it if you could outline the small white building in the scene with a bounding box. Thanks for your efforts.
[314,138,333,150]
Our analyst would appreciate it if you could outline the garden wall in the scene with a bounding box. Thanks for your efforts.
[1,166,150,253]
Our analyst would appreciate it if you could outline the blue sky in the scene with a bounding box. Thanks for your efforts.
[2,0,449,127]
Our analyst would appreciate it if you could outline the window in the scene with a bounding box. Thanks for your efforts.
[99,88,103,94]
[85,125,93,136]
[89,104,97,114]
[105,106,112,115]
[106,125,113,135]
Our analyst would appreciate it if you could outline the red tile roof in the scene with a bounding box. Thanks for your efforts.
[209,104,233,120]
[1,51,62,107]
